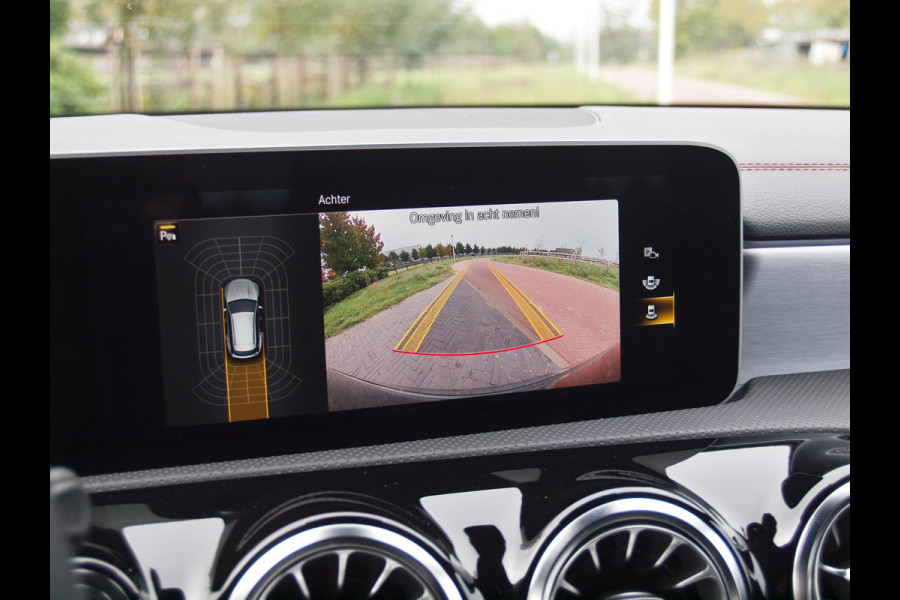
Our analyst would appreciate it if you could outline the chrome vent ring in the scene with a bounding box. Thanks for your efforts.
[529,497,748,600]
[793,481,850,600]
[70,556,145,600]
[230,523,463,600]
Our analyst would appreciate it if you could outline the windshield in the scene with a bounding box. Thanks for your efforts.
[49,0,849,116]
[228,299,258,314]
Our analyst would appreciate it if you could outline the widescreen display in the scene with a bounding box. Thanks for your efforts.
[155,199,620,425]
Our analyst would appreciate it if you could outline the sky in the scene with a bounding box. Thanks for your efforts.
[349,199,620,259]
[464,0,652,42]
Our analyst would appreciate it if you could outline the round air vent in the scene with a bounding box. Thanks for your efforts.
[230,523,463,600]
[793,481,850,600]
[529,497,748,600]
[71,556,145,600]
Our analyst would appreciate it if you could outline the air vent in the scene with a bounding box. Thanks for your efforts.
[793,481,850,600]
[529,497,748,600]
[71,556,145,600]
[230,523,463,600]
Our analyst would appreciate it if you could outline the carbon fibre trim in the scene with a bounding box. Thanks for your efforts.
[83,369,848,493]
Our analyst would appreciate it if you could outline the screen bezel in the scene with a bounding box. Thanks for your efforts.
[50,144,741,474]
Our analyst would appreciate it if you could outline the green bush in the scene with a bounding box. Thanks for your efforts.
[344,270,370,290]
[323,267,392,308]
[50,38,107,116]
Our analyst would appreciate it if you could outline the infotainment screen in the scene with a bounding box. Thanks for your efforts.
[50,145,741,473]
[322,200,620,412]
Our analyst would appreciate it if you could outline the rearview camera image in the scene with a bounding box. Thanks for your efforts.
[321,200,620,411]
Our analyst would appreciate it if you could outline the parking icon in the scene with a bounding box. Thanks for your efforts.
[156,222,180,245]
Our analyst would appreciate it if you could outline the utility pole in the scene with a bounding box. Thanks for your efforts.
[587,7,601,82]
[657,0,676,105]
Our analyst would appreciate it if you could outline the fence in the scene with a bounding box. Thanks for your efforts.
[518,250,620,270]
[82,46,522,113]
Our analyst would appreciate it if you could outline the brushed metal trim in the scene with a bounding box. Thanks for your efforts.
[739,244,850,383]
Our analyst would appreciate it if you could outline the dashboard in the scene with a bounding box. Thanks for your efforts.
[50,106,849,600]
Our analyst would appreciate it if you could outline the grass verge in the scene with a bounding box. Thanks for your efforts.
[324,261,458,338]
[323,64,638,107]
[675,52,850,107]
[491,255,619,292]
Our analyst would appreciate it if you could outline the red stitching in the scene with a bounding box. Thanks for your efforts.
[739,162,849,166]
[740,167,849,171]
[739,162,850,172]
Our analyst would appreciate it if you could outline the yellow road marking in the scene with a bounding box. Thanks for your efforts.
[394,279,449,349]
[488,265,562,341]
[395,267,468,352]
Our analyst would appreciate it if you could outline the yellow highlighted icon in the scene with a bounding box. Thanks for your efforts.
[637,295,675,326]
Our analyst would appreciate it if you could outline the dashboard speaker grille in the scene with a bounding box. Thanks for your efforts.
[529,497,748,600]
[230,523,462,600]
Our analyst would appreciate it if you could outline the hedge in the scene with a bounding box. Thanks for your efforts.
[322,266,391,308]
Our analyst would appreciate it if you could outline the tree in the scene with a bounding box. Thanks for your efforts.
[50,0,67,36]
[411,248,419,260]
[400,250,410,262]
[388,250,400,262]
[770,0,849,31]
[50,0,106,115]
[489,22,560,61]
[650,0,771,55]
[320,212,384,275]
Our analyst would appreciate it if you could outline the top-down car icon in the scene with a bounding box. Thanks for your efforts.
[223,278,264,360]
